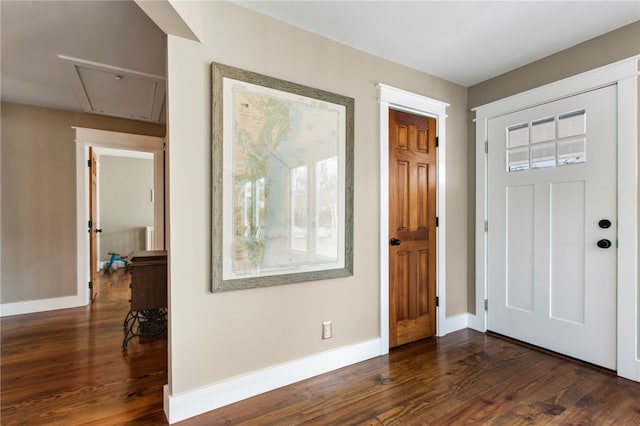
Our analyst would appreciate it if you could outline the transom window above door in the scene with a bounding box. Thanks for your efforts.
[506,109,586,172]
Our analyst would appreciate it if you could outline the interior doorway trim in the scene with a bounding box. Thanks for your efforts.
[472,55,640,382]
[74,127,165,305]
[378,83,449,354]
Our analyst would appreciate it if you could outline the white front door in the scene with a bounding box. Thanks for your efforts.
[487,85,617,369]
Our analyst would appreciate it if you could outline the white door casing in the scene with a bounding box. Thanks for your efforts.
[487,85,617,369]
[75,127,165,305]
[378,84,449,354]
[473,56,640,381]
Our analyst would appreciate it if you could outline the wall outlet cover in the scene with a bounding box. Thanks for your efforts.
[322,321,332,339]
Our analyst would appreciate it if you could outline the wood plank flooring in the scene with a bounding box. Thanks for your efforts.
[189,331,640,426]
[1,269,168,425]
[2,273,640,425]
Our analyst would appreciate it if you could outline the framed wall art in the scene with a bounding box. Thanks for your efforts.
[211,63,354,292]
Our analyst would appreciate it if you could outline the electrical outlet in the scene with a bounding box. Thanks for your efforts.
[322,321,332,339]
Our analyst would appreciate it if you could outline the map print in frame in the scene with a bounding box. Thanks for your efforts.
[212,63,354,292]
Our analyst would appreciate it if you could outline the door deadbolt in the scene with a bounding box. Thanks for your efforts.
[598,219,612,229]
[597,239,612,249]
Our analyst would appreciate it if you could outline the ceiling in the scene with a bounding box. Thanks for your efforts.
[1,1,638,124]
[0,1,166,122]
[236,1,640,87]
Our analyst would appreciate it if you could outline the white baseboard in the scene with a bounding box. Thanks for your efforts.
[618,359,640,383]
[163,338,382,424]
[1,295,87,317]
[467,312,487,333]
[438,313,471,336]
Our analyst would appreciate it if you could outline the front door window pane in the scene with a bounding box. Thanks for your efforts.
[557,137,586,165]
[558,110,586,138]
[508,124,529,147]
[532,142,556,168]
[508,147,529,172]
[531,117,555,143]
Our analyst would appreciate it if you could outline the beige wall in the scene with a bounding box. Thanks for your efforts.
[98,156,154,262]
[466,22,640,313]
[1,102,164,304]
[166,1,468,395]
[468,21,640,108]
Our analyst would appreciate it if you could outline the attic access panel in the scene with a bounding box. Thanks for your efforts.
[59,55,165,122]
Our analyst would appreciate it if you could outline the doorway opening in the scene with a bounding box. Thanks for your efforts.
[75,127,165,305]
[93,147,156,303]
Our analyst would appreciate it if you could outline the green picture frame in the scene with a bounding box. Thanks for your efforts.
[211,63,354,292]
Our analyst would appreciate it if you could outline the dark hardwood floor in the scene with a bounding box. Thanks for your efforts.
[187,331,640,426]
[2,273,640,425]
[1,268,168,425]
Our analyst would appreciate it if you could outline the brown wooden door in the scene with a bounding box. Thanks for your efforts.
[388,109,437,348]
[89,147,98,302]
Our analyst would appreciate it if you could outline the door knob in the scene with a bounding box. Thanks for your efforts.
[597,239,612,249]
[598,219,612,229]
[95,229,103,233]
[390,238,401,246]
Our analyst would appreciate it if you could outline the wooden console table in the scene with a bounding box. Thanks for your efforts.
[122,250,167,349]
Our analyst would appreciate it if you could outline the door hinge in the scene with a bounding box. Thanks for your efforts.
[87,159,92,167]
[88,281,93,289]
[484,220,488,232]
[436,296,439,307]
[484,141,488,154]
[436,217,439,227]
[435,136,439,148]
[88,220,92,229]
[484,299,488,311]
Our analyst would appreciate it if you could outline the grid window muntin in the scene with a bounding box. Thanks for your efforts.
[506,109,586,172]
